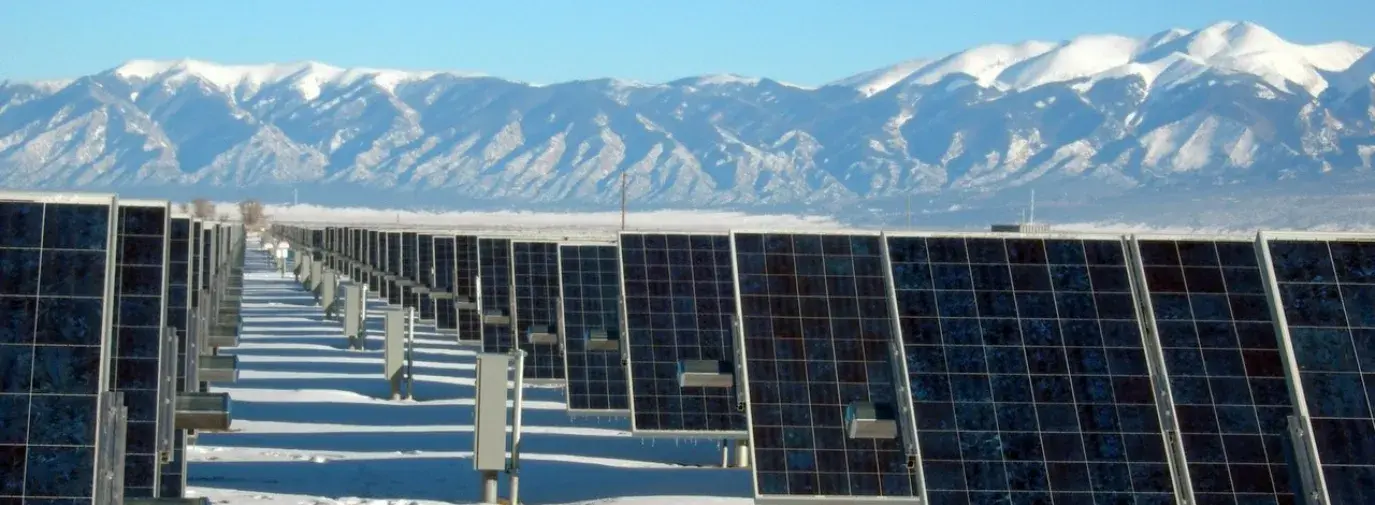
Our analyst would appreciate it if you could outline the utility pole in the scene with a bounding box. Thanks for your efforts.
[620,171,628,231]
[906,194,912,229]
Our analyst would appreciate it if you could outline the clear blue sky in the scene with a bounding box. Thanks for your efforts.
[3,0,1371,86]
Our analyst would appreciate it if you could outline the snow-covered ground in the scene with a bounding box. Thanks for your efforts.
[190,249,754,504]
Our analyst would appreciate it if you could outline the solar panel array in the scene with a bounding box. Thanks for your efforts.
[1136,238,1296,505]
[109,203,170,497]
[456,235,481,343]
[559,244,629,414]
[1262,236,1375,505]
[271,220,1375,505]
[619,232,746,436]
[479,238,514,353]
[0,196,116,503]
[160,216,194,497]
[733,232,920,500]
[887,234,1176,505]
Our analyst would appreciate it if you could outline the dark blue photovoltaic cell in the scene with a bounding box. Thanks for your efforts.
[887,235,1176,505]
[0,200,113,502]
[456,236,481,342]
[1267,239,1375,505]
[480,238,514,353]
[734,233,919,499]
[560,244,628,412]
[513,242,563,380]
[111,204,169,497]
[620,233,745,434]
[1139,239,1296,505]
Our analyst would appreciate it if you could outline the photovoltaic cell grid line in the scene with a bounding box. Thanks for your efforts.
[1263,237,1375,505]
[433,236,458,331]
[0,197,116,502]
[733,233,920,500]
[559,244,629,413]
[110,203,170,497]
[619,232,747,435]
[160,216,193,498]
[456,236,481,342]
[1136,238,1297,505]
[886,234,1177,505]
[480,238,514,353]
[512,241,564,381]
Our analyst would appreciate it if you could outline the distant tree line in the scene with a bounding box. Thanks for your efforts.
[178,197,269,230]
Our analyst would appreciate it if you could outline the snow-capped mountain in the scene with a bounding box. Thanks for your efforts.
[2,21,1373,214]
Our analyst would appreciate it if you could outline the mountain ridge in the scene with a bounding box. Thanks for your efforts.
[2,20,1373,216]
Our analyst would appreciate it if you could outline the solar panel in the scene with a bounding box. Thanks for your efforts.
[110,201,171,497]
[479,238,514,353]
[619,232,747,437]
[400,231,418,308]
[1259,234,1375,505]
[191,220,204,309]
[456,235,481,343]
[732,232,919,502]
[433,236,458,333]
[387,231,403,305]
[559,244,629,414]
[368,230,382,294]
[0,193,119,503]
[160,216,194,496]
[511,241,564,382]
[1133,237,1296,505]
[885,233,1178,505]
[417,234,435,320]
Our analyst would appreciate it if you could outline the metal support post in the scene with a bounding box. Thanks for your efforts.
[734,438,751,468]
[479,470,499,504]
[405,306,416,400]
[508,349,526,505]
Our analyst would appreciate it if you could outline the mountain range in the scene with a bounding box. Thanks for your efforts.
[2,21,1373,218]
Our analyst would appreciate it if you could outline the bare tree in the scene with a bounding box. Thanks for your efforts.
[176,202,191,214]
[239,199,267,229]
[191,198,215,219]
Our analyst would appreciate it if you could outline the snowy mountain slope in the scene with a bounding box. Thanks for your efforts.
[2,21,1373,214]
